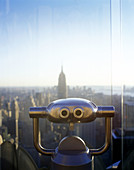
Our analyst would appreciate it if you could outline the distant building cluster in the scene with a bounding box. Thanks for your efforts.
[1,67,131,168]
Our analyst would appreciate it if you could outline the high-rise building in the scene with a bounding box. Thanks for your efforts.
[8,97,19,143]
[58,66,67,99]
[124,100,134,128]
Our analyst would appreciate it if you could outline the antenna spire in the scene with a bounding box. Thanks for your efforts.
[61,65,63,72]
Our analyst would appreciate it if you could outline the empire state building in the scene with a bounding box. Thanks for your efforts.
[58,67,67,99]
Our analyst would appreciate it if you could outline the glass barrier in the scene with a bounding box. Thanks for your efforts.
[0,0,133,169]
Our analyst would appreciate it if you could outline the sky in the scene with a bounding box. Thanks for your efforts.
[0,0,134,87]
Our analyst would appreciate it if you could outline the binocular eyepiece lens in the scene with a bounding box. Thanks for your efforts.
[75,110,82,116]
[60,108,69,118]
[62,110,68,117]
[74,108,83,118]
[60,108,84,119]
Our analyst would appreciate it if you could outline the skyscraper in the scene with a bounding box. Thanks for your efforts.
[58,67,67,99]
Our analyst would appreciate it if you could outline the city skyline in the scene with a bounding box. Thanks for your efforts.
[0,0,134,86]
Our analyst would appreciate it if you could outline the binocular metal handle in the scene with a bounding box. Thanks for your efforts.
[90,117,111,155]
[32,117,112,156]
[33,118,54,155]
[29,107,48,118]
[96,106,115,118]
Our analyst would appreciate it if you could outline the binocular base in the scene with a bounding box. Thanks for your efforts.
[51,136,92,170]
[51,162,92,170]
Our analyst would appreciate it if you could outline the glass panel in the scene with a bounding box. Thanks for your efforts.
[122,0,134,169]
[112,0,134,169]
[1,0,132,169]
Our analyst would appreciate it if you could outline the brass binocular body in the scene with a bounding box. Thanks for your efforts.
[29,98,115,156]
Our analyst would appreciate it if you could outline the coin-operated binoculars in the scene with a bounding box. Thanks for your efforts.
[29,98,115,170]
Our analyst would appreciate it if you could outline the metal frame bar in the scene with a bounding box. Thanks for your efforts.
[33,117,111,156]
[33,118,55,155]
[90,117,111,155]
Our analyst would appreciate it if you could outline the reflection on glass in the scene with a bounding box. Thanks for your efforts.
[0,0,134,169]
